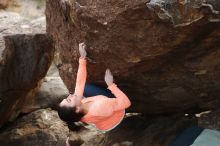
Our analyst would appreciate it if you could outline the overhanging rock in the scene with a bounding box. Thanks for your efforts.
[46,0,220,114]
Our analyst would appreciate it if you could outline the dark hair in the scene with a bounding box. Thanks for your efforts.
[57,105,84,126]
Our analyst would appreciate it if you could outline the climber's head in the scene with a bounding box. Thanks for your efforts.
[58,94,84,123]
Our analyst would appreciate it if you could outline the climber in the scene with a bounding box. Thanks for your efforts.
[57,42,131,132]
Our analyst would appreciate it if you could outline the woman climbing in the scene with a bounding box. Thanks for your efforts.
[58,42,131,132]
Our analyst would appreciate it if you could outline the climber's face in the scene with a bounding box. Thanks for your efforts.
[59,94,81,108]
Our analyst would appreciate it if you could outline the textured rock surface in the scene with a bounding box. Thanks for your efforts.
[21,62,69,113]
[0,12,54,127]
[46,0,220,114]
[0,109,197,146]
[0,108,104,146]
[198,109,220,131]
[101,114,197,146]
[6,0,45,19]
[0,0,9,9]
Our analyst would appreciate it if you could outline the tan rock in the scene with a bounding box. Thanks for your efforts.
[0,109,104,146]
[46,0,220,115]
[0,0,9,9]
[0,12,54,128]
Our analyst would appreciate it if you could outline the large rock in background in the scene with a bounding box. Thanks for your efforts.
[0,109,197,146]
[198,109,220,131]
[0,0,9,9]
[102,114,197,146]
[0,12,54,127]
[46,0,220,114]
[0,108,104,146]
[21,61,69,113]
[5,0,45,19]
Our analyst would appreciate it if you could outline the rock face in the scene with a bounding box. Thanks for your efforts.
[21,62,69,113]
[0,109,196,146]
[0,0,9,9]
[101,114,197,146]
[0,108,104,146]
[198,110,220,131]
[6,0,46,19]
[0,12,54,127]
[46,0,220,114]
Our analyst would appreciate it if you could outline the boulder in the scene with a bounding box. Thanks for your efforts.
[46,0,220,114]
[0,109,197,146]
[198,109,220,131]
[0,108,104,146]
[0,12,54,127]
[101,114,197,146]
[21,62,69,113]
[0,0,9,9]
[6,0,45,19]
